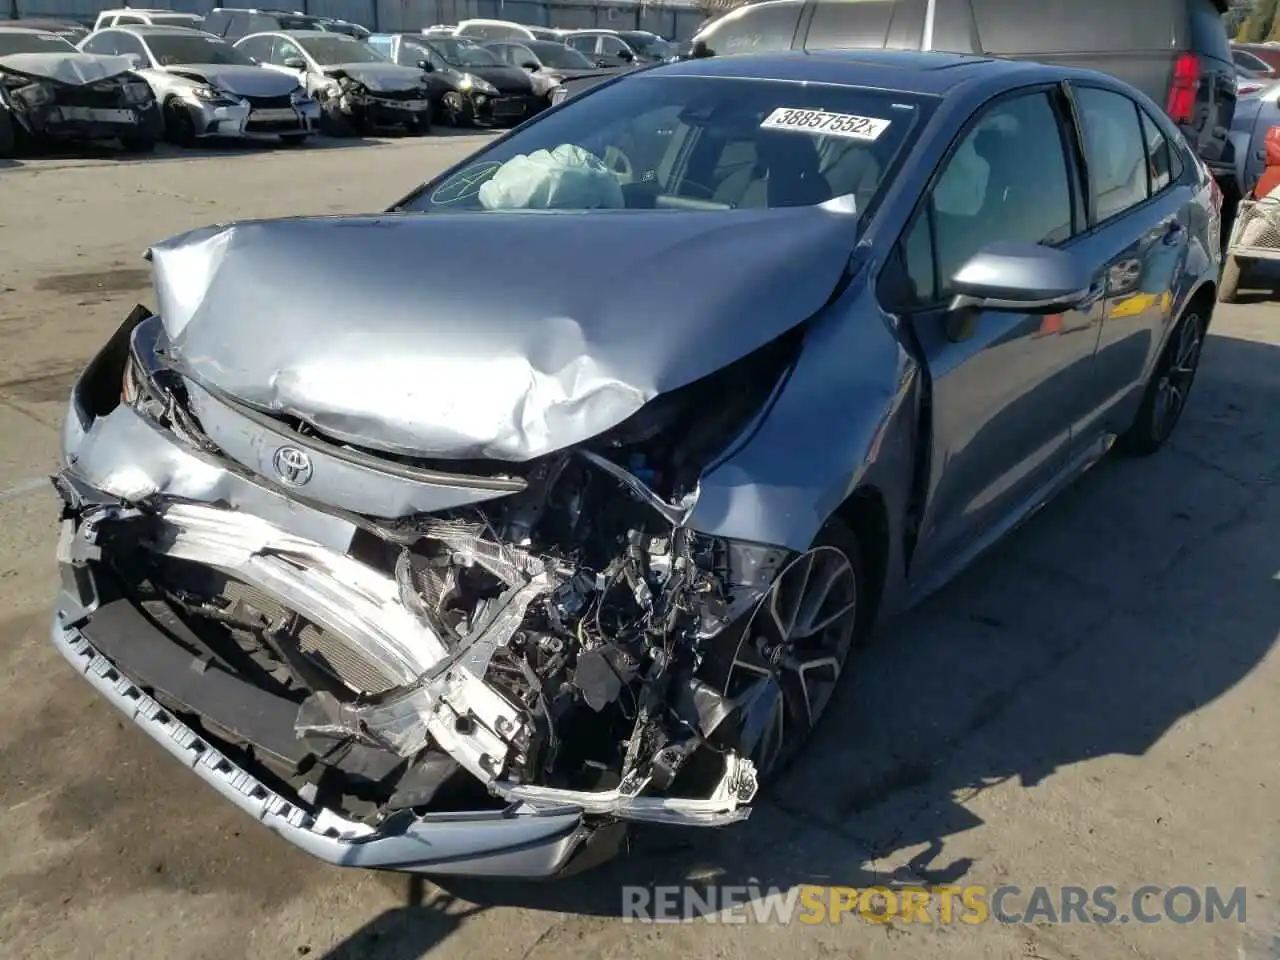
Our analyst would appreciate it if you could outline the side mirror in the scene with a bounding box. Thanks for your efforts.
[520,60,539,71]
[619,49,634,62]
[124,52,146,70]
[283,57,307,70]
[418,58,433,72]
[595,57,611,68]
[948,241,1092,314]
[690,39,712,59]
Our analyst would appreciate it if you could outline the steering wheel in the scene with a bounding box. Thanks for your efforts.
[602,145,634,183]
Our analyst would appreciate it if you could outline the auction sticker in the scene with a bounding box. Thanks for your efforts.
[760,107,891,140]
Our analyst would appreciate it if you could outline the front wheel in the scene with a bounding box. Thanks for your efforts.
[442,92,473,127]
[1117,307,1206,457]
[409,108,432,136]
[700,520,864,783]
[1219,254,1245,303]
[163,99,196,146]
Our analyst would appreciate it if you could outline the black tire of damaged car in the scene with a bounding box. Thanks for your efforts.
[121,102,163,153]
[0,102,14,158]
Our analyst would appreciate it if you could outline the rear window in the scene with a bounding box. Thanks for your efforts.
[970,0,1181,54]
[804,0,925,51]
[696,0,804,55]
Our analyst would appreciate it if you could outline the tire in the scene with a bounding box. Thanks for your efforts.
[698,519,865,784]
[1219,254,1244,303]
[163,99,196,147]
[0,108,16,158]
[1117,305,1207,457]
[442,92,473,128]
[409,107,432,136]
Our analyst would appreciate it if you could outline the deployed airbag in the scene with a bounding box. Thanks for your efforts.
[480,144,625,211]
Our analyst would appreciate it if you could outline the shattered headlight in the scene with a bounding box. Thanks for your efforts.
[189,84,232,103]
[458,73,497,95]
[15,81,54,108]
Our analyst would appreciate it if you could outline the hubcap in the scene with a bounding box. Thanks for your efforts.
[724,546,858,779]
[1152,313,1203,440]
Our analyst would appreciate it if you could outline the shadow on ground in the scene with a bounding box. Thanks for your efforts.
[217,333,1280,957]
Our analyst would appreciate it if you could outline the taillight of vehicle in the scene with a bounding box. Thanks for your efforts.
[1168,53,1200,125]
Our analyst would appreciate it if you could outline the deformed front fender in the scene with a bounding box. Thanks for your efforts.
[686,277,921,561]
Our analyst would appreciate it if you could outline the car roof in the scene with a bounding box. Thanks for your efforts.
[655,48,1083,96]
[252,29,343,38]
[0,25,62,35]
[110,24,212,35]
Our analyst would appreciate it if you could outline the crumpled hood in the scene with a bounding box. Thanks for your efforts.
[322,62,424,91]
[161,63,301,97]
[0,52,133,86]
[149,208,857,461]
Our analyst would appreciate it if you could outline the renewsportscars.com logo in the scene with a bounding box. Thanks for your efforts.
[621,883,1251,926]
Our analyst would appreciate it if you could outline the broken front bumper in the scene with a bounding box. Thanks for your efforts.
[49,312,758,876]
[184,96,320,140]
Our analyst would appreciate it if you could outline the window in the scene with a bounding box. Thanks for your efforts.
[899,211,937,304]
[227,13,252,36]
[114,14,145,25]
[804,0,925,51]
[1234,50,1272,74]
[970,0,1177,54]
[504,43,537,66]
[1139,107,1174,193]
[697,0,804,55]
[928,92,1074,294]
[1074,86,1149,221]
[112,33,147,59]
[567,35,597,53]
[80,32,119,55]
[600,36,631,57]
[400,75,926,214]
[236,35,271,62]
[246,15,278,34]
[271,36,306,65]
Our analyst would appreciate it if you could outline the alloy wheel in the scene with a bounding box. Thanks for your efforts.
[723,545,859,780]
[1151,312,1204,442]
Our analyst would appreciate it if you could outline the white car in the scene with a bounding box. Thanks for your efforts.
[80,25,320,145]
[93,8,206,31]
[234,30,433,135]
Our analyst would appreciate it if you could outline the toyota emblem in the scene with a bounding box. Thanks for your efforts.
[272,445,314,486]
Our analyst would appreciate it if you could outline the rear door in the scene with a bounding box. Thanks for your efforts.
[1066,84,1192,440]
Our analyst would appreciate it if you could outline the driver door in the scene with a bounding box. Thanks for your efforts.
[893,87,1104,589]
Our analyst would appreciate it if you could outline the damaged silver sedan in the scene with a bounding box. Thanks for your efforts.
[51,51,1220,877]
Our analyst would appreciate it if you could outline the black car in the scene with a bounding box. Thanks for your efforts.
[484,38,619,83]
[203,8,368,43]
[688,0,1237,196]
[0,26,161,155]
[371,34,539,127]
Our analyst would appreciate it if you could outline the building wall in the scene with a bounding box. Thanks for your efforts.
[7,0,707,40]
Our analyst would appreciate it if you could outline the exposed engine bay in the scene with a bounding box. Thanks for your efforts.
[56,308,811,842]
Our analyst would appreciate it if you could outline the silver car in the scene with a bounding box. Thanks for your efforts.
[79,25,319,145]
[235,29,432,135]
[51,51,1220,879]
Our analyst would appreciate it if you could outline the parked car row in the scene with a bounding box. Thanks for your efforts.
[1,15,638,156]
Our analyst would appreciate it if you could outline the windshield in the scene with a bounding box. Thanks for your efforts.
[400,75,929,214]
[147,33,254,66]
[526,40,594,70]
[0,31,77,55]
[428,37,499,67]
[149,15,202,28]
[298,35,388,65]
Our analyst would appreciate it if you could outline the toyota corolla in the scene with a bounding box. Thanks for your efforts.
[50,50,1219,879]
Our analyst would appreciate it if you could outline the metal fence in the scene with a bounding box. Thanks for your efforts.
[6,0,708,40]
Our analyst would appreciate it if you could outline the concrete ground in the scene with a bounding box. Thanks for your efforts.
[0,136,1276,960]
